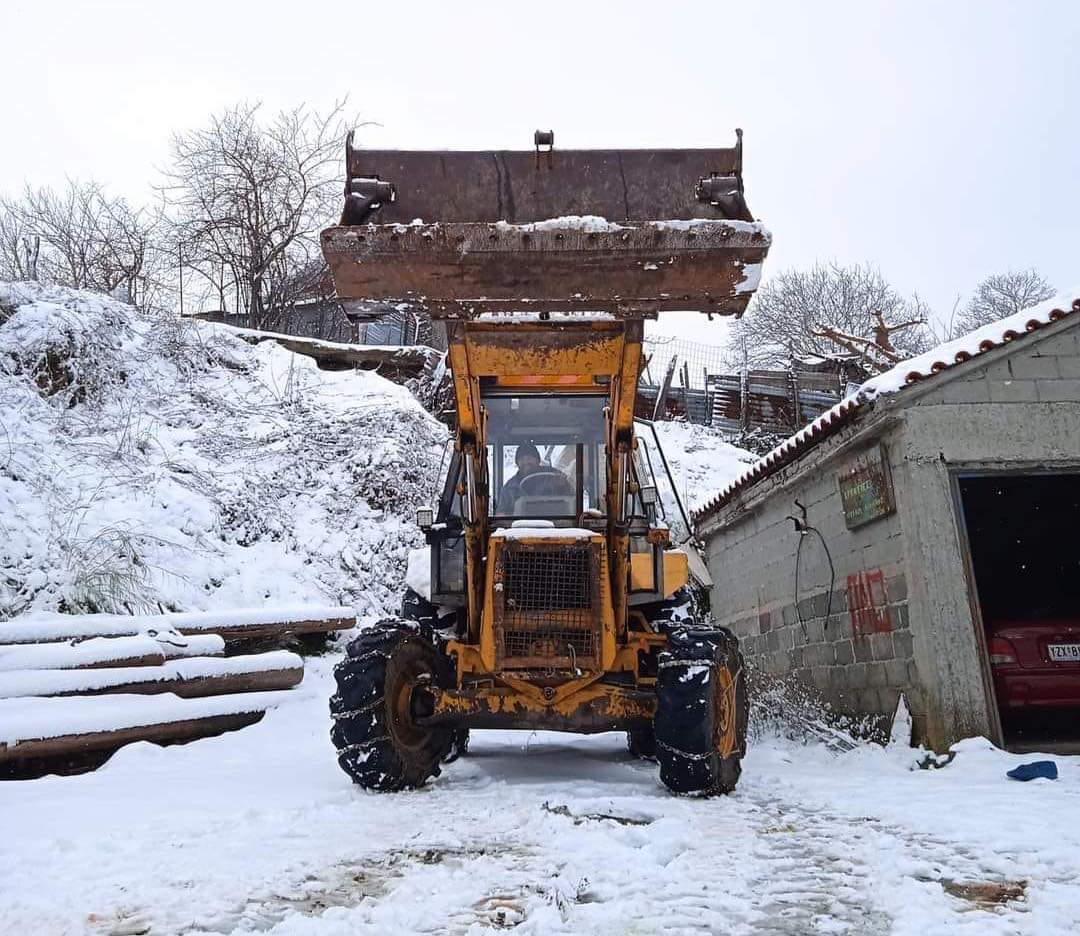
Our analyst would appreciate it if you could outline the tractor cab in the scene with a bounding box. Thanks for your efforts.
[424,384,691,612]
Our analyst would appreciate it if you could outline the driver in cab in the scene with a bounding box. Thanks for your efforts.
[497,443,571,515]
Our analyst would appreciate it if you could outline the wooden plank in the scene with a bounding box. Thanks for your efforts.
[0,652,304,700]
[652,355,678,421]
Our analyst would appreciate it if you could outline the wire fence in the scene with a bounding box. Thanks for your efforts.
[642,336,730,390]
[639,335,856,434]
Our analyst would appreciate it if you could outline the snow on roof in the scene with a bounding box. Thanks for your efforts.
[694,290,1080,526]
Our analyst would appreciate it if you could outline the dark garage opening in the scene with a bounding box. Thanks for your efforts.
[959,473,1080,751]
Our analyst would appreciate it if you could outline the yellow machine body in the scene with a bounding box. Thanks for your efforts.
[422,315,690,734]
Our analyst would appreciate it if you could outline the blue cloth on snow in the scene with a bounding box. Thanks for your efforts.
[1006,760,1058,781]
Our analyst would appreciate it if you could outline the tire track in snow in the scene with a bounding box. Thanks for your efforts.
[54,726,1066,935]
[740,790,1045,935]
[743,798,893,935]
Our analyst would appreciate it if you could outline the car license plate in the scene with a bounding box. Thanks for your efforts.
[1048,643,1080,663]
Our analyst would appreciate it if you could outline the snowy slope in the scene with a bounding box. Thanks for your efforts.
[0,281,758,622]
[0,282,448,621]
[650,420,758,515]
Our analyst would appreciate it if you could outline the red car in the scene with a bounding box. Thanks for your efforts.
[988,619,1080,709]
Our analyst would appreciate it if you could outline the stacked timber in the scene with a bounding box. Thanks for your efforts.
[0,606,354,778]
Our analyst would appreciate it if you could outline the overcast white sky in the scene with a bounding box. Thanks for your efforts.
[1,0,1076,342]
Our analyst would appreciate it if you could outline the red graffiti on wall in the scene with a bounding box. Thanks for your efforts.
[847,568,891,636]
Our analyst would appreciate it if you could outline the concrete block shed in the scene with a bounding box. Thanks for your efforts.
[693,294,1080,751]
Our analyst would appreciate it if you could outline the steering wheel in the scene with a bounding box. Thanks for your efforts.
[518,468,572,497]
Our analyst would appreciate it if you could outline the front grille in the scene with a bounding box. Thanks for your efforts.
[504,547,591,615]
[495,543,600,668]
[504,626,596,660]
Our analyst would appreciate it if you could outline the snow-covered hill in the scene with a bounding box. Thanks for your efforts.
[0,282,447,621]
[650,420,757,515]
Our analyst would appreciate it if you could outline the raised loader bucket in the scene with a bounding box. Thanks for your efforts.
[321,130,770,319]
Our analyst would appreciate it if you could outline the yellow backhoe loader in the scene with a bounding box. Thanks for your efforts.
[321,130,770,794]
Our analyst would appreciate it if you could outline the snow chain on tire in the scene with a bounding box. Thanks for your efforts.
[329,618,457,791]
[627,724,657,760]
[654,624,749,795]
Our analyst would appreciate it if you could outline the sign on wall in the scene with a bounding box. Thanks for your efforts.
[838,444,896,529]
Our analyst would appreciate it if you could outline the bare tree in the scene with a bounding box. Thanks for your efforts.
[1,181,164,305]
[0,197,40,281]
[161,101,347,328]
[956,269,1054,334]
[731,262,931,369]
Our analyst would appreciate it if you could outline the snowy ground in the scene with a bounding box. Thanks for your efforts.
[2,657,1077,936]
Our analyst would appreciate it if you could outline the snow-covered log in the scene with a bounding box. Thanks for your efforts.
[221,325,441,378]
[0,636,168,672]
[0,606,354,645]
[0,691,291,767]
[0,652,303,699]
[158,634,227,659]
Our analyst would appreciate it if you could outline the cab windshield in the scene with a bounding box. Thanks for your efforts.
[483,393,606,526]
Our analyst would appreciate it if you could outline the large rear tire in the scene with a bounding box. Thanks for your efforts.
[330,619,456,791]
[654,625,748,795]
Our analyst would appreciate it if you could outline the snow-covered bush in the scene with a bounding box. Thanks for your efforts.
[0,282,130,406]
[0,281,448,621]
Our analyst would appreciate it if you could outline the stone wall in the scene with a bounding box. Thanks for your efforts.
[702,427,924,740]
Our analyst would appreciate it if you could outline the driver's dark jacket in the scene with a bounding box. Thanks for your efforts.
[496,470,532,515]
[496,468,569,515]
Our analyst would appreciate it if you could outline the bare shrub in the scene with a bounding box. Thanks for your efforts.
[63,525,159,614]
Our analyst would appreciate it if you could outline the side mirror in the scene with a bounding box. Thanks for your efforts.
[639,485,658,507]
[416,507,434,531]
